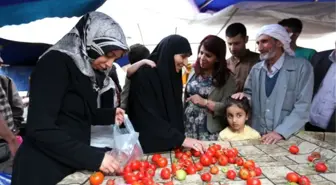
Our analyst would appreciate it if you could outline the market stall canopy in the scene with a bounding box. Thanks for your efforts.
[0,0,106,27]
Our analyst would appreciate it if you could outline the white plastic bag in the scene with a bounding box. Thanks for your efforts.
[109,115,143,168]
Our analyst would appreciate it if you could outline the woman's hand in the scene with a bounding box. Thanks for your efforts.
[186,95,206,107]
[182,137,206,153]
[99,153,121,174]
[140,59,156,68]
[231,92,245,100]
[115,108,125,125]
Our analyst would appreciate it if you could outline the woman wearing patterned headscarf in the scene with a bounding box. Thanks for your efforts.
[11,12,128,185]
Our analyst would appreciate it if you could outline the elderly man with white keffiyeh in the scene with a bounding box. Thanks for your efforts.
[0,56,24,174]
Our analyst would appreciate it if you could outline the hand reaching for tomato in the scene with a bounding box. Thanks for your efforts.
[261,131,283,144]
[182,137,206,153]
[99,153,121,174]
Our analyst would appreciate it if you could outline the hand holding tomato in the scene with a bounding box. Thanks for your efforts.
[99,153,121,174]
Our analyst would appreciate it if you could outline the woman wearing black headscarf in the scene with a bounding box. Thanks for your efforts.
[11,12,128,185]
[128,35,205,153]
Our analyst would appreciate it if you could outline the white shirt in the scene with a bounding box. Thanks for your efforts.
[262,53,285,78]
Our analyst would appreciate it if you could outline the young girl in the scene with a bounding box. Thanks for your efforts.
[218,97,261,141]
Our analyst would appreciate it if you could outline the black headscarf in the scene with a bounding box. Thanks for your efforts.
[148,35,192,129]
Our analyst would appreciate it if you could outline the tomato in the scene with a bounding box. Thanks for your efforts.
[152,154,162,163]
[89,172,104,185]
[175,152,183,159]
[307,155,315,162]
[211,157,217,164]
[208,146,217,153]
[145,168,155,177]
[156,157,168,168]
[160,168,171,179]
[214,150,224,158]
[200,155,212,166]
[228,157,236,164]
[148,163,157,171]
[171,163,183,174]
[226,170,236,180]
[163,181,174,185]
[249,170,257,178]
[289,145,299,154]
[214,144,222,151]
[225,150,235,158]
[184,159,193,167]
[298,176,311,185]
[184,150,191,157]
[142,177,154,185]
[239,168,250,180]
[254,167,262,176]
[131,181,144,185]
[218,155,228,166]
[180,154,190,161]
[191,149,201,157]
[124,165,133,173]
[210,165,219,175]
[201,173,212,182]
[195,162,203,171]
[232,148,239,157]
[243,160,255,170]
[205,150,215,157]
[286,172,300,183]
[135,171,145,180]
[124,175,138,184]
[131,160,141,171]
[246,178,261,185]
[236,157,244,166]
[106,178,115,185]
[186,165,197,175]
[315,162,328,173]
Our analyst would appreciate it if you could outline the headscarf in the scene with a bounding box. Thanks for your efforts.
[40,11,128,107]
[148,35,192,130]
[256,24,295,56]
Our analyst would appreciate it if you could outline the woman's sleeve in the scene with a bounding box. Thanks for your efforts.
[130,69,185,149]
[26,51,104,171]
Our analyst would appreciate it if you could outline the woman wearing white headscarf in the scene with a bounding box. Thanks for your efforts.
[11,12,128,185]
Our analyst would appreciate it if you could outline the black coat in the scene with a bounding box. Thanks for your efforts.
[311,50,336,132]
[12,51,116,185]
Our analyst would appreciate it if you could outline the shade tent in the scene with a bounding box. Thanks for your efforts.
[0,0,106,27]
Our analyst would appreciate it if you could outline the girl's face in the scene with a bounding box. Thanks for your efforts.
[226,104,248,133]
[174,53,190,73]
[91,50,125,70]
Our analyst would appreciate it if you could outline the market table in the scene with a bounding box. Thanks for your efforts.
[57,131,336,185]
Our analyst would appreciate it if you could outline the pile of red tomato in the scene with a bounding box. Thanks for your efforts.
[172,144,263,185]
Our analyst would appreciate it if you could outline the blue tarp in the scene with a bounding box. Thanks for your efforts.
[193,0,335,12]
[0,0,106,27]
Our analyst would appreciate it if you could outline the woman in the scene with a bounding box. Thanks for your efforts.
[184,35,236,141]
[128,35,205,153]
[11,12,128,185]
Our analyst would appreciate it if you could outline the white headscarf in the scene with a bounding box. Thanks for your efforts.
[256,24,295,56]
[40,12,129,108]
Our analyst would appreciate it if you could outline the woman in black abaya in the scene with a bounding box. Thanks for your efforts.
[128,35,205,153]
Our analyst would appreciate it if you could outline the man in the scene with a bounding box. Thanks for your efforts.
[278,18,316,61]
[0,56,24,173]
[308,49,335,132]
[225,23,260,92]
[232,24,314,144]
[120,44,150,110]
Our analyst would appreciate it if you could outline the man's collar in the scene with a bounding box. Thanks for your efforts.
[329,50,336,63]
